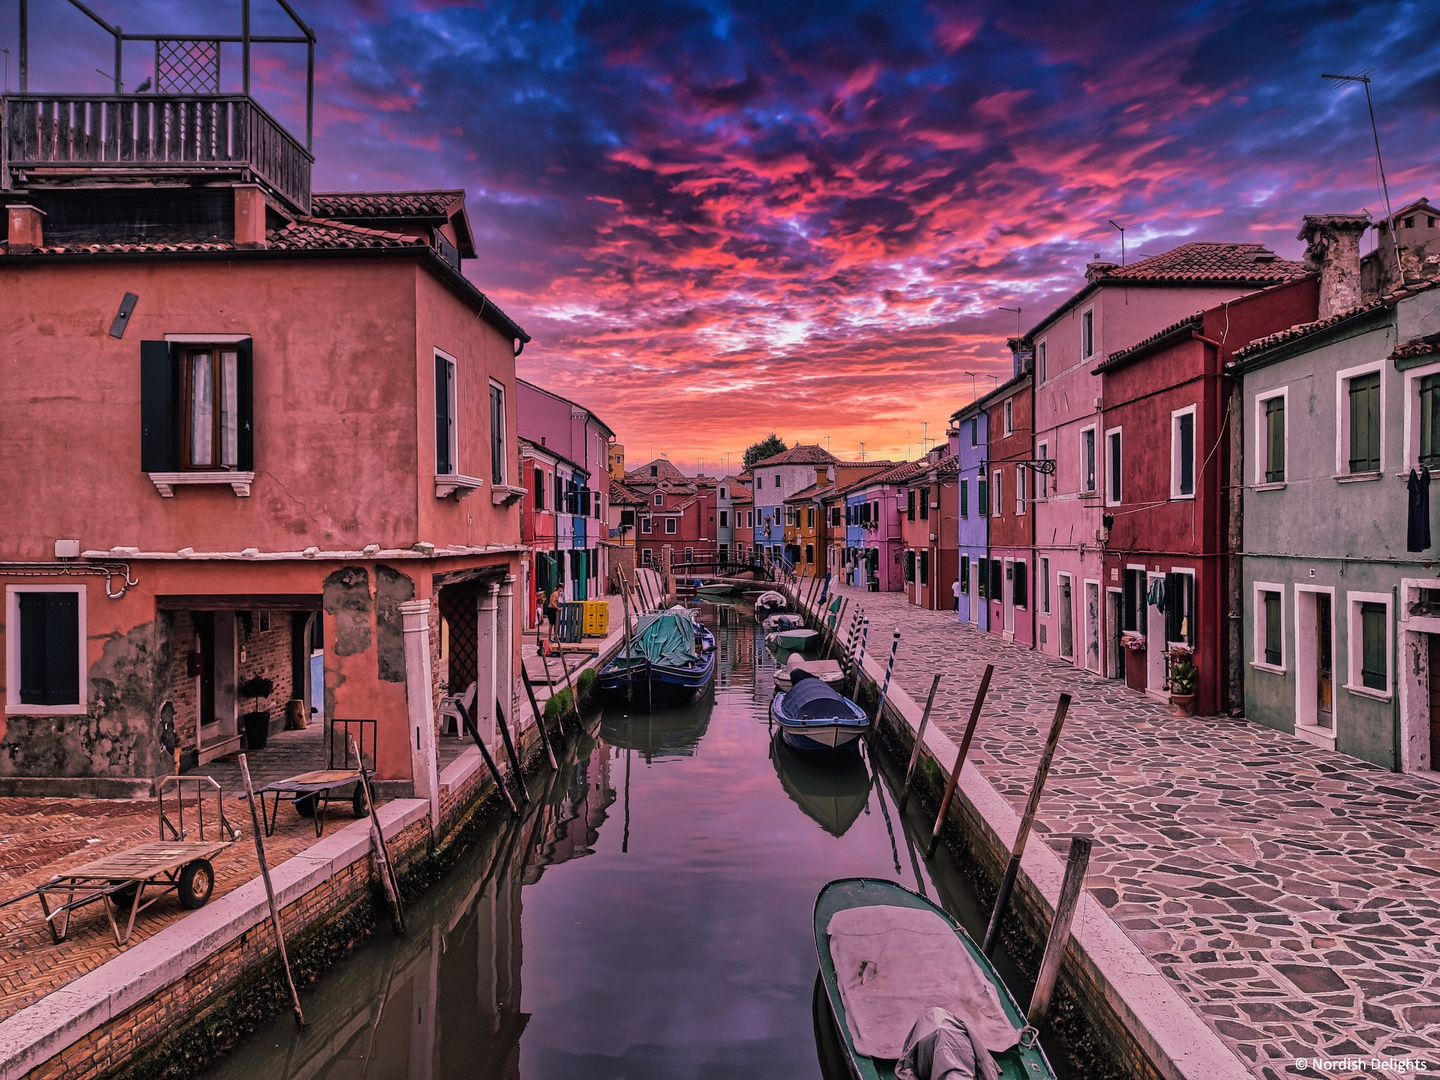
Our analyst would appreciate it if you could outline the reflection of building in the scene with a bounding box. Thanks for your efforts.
[532,738,614,868]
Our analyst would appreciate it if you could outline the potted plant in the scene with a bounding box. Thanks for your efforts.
[239,675,274,750]
[1166,646,1198,715]
[1121,632,1147,690]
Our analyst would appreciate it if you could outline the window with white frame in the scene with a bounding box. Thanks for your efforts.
[1256,388,1287,485]
[992,469,1002,517]
[1347,593,1391,695]
[1036,339,1047,383]
[959,478,969,517]
[1015,464,1027,515]
[489,381,507,484]
[1080,426,1096,493]
[1253,583,1285,670]
[1404,362,1440,470]
[970,417,979,447]
[435,351,457,474]
[641,548,652,566]
[1003,399,1013,436]
[1105,427,1122,505]
[1337,363,1383,476]
[1171,406,1196,498]
[640,516,652,533]
[665,518,677,535]
[1036,441,1049,499]
[6,586,86,714]
[653,493,663,506]
[719,510,729,528]
[1040,557,1050,613]
[1080,307,1095,359]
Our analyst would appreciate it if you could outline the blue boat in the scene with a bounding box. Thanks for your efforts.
[770,673,870,752]
[598,607,716,707]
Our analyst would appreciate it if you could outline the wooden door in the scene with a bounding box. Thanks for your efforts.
[1429,635,1440,771]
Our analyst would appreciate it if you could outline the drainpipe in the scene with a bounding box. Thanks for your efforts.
[1393,582,1403,772]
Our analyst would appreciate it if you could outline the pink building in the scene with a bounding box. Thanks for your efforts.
[1029,244,1307,676]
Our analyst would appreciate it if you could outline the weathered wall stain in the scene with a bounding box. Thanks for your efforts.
[323,566,373,658]
[373,564,414,684]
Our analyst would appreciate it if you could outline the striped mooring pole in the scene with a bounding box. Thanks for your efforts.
[849,617,871,699]
[874,629,901,722]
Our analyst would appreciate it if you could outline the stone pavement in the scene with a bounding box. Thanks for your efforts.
[823,584,1440,1077]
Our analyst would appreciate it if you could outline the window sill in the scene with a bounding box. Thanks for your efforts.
[1250,660,1286,675]
[1343,682,1392,702]
[6,703,87,716]
[1169,493,1196,501]
[1253,481,1287,491]
[1334,471,1382,483]
[493,483,528,505]
[435,474,485,500]
[149,471,254,498]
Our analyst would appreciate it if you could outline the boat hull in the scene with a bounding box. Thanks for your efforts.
[599,626,716,707]
[812,878,1058,1080]
[770,689,869,754]
[773,628,819,650]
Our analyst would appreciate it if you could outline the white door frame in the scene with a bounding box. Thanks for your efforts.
[1106,586,1123,679]
[1146,572,1166,695]
[1003,557,1015,636]
[1083,579,1101,673]
[969,560,980,626]
[1057,572,1074,659]
[1294,585,1337,749]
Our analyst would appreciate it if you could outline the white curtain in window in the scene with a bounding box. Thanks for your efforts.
[190,351,214,466]
[220,350,239,467]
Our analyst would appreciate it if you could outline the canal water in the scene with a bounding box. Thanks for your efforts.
[205,602,1078,1079]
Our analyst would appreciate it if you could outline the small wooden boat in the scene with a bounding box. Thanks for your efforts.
[598,608,715,707]
[814,878,1057,1080]
[771,627,820,651]
[763,612,804,633]
[770,675,869,752]
[695,582,739,599]
[772,655,845,691]
[754,590,788,613]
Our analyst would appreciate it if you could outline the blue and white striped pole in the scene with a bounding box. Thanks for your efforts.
[874,629,902,722]
[817,572,832,609]
[849,617,871,699]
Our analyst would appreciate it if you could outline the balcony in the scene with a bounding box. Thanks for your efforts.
[2,94,312,214]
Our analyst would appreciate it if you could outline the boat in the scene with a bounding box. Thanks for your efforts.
[771,734,870,837]
[770,627,820,651]
[813,878,1057,1080]
[598,607,716,707]
[763,612,804,633]
[772,654,845,691]
[770,674,869,752]
[695,582,739,599]
[754,590,788,613]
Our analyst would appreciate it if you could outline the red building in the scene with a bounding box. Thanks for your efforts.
[901,452,959,610]
[625,461,719,571]
[1096,277,1318,714]
[984,367,1036,646]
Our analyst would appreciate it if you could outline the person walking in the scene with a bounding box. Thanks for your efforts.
[952,577,962,618]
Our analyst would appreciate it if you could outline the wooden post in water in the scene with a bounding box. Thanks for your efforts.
[493,698,529,803]
[350,736,406,936]
[981,692,1072,958]
[827,598,850,661]
[462,708,518,816]
[873,629,902,724]
[619,573,636,705]
[1026,835,1093,1031]
[925,663,993,859]
[238,754,306,1028]
[848,618,870,699]
[535,645,566,736]
[520,665,557,770]
[897,674,940,812]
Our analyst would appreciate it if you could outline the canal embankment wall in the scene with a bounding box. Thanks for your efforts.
[0,611,637,1080]
[788,581,1252,1080]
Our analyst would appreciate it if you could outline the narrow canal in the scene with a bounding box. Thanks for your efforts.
[204,602,1080,1079]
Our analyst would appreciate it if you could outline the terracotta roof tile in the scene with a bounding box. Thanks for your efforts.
[753,444,838,467]
[1390,332,1440,361]
[267,217,429,250]
[1096,243,1307,284]
[310,191,464,219]
[30,238,235,255]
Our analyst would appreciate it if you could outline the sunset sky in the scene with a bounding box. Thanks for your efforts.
[11,1,1440,472]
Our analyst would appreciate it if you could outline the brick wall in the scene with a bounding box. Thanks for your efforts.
[165,611,199,750]
[237,612,294,734]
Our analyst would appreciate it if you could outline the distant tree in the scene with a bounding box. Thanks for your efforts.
[743,434,789,470]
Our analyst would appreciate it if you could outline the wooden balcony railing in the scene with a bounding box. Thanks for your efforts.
[2,94,312,213]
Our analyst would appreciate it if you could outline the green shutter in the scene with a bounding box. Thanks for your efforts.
[960,555,969,591]
[977,558,987,599]
[1360,601,1387,690]
[18,592,79,706]
[1349,373,1380,472]
[236,337,254,472]
[1178,414,1195,495]
[960,479,968,518]
[1421,375,1440,467]
[1123,571,1137,631]
[1265,397,1285,483]
[977,478,988,517]
[1264,591,1282,665]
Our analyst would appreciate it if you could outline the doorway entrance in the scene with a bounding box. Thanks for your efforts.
[1084,581,1101,673]
[1147,574,1166,693]
[1058,575,1073,659]
[1002,559,1015,636]
[195,611,239,763]
[1106,589,1124,680]
[1429,635,1440,772]
[1296,588,1334,736]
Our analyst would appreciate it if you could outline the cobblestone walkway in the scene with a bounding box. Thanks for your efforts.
[823,585,1440,1078]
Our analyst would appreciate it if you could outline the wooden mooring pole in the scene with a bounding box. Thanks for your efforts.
[848,618,870,699]
[1026,835,1093,1031]
[237,754,306,1028]
[350,736,406,936]
[981,692,1072,958]
[520,665,558,770]
[494,699,529,804]
[873,629,902,723]
[897,674,940,812]
[463,709,518,816]
[925,663,993,859]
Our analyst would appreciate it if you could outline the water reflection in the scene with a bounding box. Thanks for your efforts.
[770,734,871,838]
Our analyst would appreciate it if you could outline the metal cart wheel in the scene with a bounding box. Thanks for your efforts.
[110,883,139,910]
[352,783,368,818]
[178,859,214,909]
[294,794,318,818]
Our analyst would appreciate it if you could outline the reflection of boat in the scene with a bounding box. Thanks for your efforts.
[763,613,804,633]
[598,607,716,707]
[600,702,712,759]
[771,734,870,837]
[754,590,787,613]
[813,878,1056,1080]
[770,627,819,651]
[773,654,845,691]
[771,676,869,752]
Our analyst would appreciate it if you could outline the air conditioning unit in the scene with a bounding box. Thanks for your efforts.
[1094,527,1109,543]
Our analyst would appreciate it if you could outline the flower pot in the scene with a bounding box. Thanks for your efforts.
[1125,653,1148,691]
[1168,693,1196,717]
[242,710,271,750]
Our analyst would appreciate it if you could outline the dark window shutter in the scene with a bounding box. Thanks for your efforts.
[1360,602,1387,689]
[236,337,254,471]
[17,594,48,704]
[1178,414,1195,494]
[435,356,452,475]
[140,340,178,472]
[1123,571,1137,631]
[534,468,544,510]
[919,550,929,585]
[920,491,929,520]
[18,593,79,706]
[977,479,988,517]
[1265,397,1286,482]
[1165,573,1181,642]
[960,555,969,591]
[1014,561,1027,608]
[990,560,1002,599]
[1264,592,1282,665]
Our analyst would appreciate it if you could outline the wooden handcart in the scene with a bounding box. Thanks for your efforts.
[255,718,377,837]
[1,776,239,946]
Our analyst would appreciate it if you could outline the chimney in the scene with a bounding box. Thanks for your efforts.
[7,204,45,253]
[1085,261,1118,282]
[1007,335,1033,378]
[233,185,269,249]
[1298,213,1368,319]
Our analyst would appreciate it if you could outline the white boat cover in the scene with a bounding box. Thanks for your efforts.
[827,904,1019,1061]
[894,1008,996,1080]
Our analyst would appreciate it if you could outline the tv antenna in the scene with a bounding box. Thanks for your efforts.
[859,442,866,461]
[1322,70,1404,288]
[1108,220,1131,266]
[997,305,1022,334]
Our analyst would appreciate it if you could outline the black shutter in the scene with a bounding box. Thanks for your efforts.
[1164,573,1181,642]
[17,594,47,705]
[435,356,452,475]
[140,340,178,472]
[1123,571,1137,632]
[236,337,254,471]
[1014,561,1026,608]
[18,593,79,706]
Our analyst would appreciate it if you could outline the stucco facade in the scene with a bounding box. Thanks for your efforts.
[985,373,1036,647]
[750,447,837,566]
[952,403,989,629]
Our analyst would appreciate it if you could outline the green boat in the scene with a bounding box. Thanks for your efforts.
[694,582,739,599]
[772,627,819,651]
[813,878,1056,1080]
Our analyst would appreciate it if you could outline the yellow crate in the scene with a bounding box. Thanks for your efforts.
[582,600,610,637]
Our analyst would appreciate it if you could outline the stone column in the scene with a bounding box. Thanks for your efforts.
[400,599,440,829]
[498,574,518,732]
[477,583,499,748]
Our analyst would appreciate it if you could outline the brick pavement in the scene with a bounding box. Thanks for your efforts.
[823,584,1440,1077]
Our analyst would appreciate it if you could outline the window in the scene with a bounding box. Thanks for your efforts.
[1122,569,1145,631]
[807,507,815,529]
[977,477,988,517]
[489,381,506,484]
[650,465,658,477]
[977,557,988,600]
[141,338,254,479]
[620,508,635,527]
[6,586,85,713]
[919,490,929,521]
[1171,407,1195,498]
[641,516,652,533]
[1040,557,1050,613]
[653,493,663,506]
[1347,371,1381,472]
[435,353,456,474]
[642,548,652,565]
[181,346,241,470]
[756,476,763,489]
[1036,339,1047,383]
[1258,391,1286,484]
[1164,571,1196,645]
[992,470,1002,517]
[970,417,979,447]
[1081,427,1096,493]
[1254,586,1284,669]
[719,486,728,499]
[1421,374,1440,468]
[904,551,916,584]
[918,550,929,585]
[747,511,754,529]
[1004,399,1014,436]
[907,489,917,521]
[960,555,970,592]
[806,544,815,565]
[989,559,1003,600]
[719,510,729,528]
[1347,595,1390,695]
[684,547,694,562]
[1106,428,1122,505]
[960,479,969,517]
[1015,465,1027,515]
[1013,560,1027,609]
[1036,442,1049,499]
[533,468,545,510]
[665,518,677,534]
[1080,308,1095,359]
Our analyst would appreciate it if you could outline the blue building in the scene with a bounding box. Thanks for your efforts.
[950,400,989,629]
